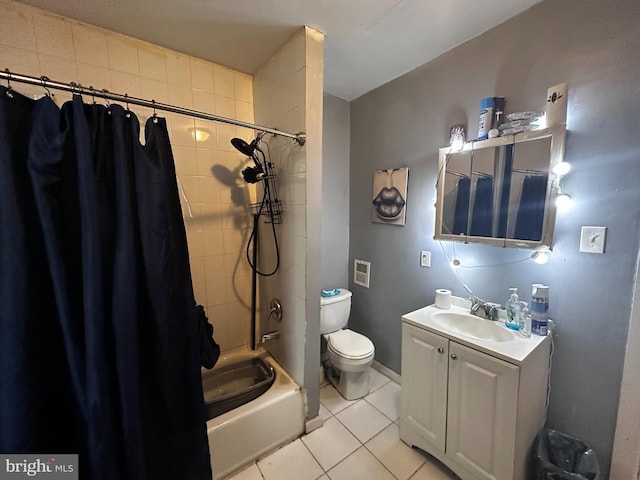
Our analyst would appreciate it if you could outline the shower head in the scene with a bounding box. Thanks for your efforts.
[230,132,266,157]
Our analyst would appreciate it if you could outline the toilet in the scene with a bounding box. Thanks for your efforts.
[320,289,375,400]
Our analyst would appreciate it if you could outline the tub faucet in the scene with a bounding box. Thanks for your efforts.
[261,331,280,343]
[470,298,500,321]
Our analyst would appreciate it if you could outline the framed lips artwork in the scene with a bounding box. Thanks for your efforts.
[371,167,409,226]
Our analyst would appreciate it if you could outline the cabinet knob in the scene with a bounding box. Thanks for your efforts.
[437,347,444,354]
[450,354,457,359]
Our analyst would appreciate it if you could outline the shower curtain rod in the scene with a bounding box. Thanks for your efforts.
[1,68,306,146]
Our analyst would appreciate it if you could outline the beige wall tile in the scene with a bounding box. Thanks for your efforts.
[72,23,108,68]
[187,229,205,259]
[213,65,235,98]
[224,251,252,279]
[215,95,236,119]
[216,124,238,153]
[166,52,191,87]
[138,46,167,82]
[199,204,223,231]
[106,34,139,74]
[177,175,200,205]
[37,53,78,84]
[77,63,112,92]
[203,229,225,257]
[190,59,213,92]
[0,2,36,51]
[167,83,193,109]
[198,176,222,205]
[182,202,201,230]
[204,256,227,306]
[235,101,253,124]
[192,90,215,114]
[140,77,168,104]
[168,113,196,147]
[173,145,200,177]
[0,46,39,78]
[220,204,247,230]
[193,119,216,149]
[32,11,74,60]
[110,70,141,98]
[222,228,246,257]
[234,71,253,103]
[195,148,218,177]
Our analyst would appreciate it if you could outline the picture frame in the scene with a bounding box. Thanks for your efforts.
[371,167,409,225]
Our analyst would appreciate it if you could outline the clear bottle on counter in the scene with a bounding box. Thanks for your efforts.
[519,301,531,338]
[505,288,521,331]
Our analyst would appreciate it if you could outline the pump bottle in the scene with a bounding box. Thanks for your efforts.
[505,288,521,331]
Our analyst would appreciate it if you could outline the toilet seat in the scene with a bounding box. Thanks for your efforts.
[326,329,374,360]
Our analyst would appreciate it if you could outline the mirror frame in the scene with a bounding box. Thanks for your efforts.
[434,126,567,250]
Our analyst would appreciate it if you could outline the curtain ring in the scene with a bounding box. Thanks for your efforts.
[124,93,131,118]
[4,68,14,98]
[151,99,158,123]
[101,89,111,107]
[40,75,53,98]
[89,86,96,104]
[101,89,112,114]
[69,81,81,97]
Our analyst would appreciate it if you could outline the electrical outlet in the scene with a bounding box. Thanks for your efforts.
[579,226,606,254]
[420,251,431,267]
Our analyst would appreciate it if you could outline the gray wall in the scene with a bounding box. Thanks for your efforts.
[321,93,351,289]
[348,0,640,476]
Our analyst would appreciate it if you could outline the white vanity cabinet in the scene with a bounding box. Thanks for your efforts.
[400,314,550,480]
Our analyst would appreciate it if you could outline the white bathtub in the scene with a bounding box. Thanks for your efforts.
[206,347,304,479]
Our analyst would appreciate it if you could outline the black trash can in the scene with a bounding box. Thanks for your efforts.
[532,428,601,480]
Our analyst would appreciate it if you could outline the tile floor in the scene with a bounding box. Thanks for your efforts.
[226,368,459,480]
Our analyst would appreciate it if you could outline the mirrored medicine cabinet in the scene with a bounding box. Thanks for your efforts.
[434,126,566,249]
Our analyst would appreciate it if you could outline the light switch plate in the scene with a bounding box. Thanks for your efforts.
[420,251,431,267]
[580,226,606,254]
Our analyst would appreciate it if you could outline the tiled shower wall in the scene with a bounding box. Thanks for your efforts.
[0,0,257,351]
[253,27,324,418]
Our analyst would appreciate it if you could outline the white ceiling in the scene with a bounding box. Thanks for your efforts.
[19,0,541,101]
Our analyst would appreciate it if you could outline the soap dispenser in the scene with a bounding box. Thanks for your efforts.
[519,301,531,337]
[505,288,521,331]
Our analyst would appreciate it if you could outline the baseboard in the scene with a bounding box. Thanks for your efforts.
[305,415,323,434]
[372,360,401,385]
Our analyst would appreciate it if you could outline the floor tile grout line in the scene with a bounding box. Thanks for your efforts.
[363,396,398,423]
[238,376,398,480]
[358,444,402,480]
[362,440,426,480]
[332,404,393,445]
[300,427,358,477]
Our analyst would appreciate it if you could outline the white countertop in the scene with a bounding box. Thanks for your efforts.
[402,297,549,365]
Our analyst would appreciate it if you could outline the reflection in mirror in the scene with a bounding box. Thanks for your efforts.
[505,137,551,241]
[442,152,470,235]
[435,128,565,249]
[442,148,497,238]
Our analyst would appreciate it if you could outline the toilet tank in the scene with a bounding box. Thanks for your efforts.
[320,289,352,334]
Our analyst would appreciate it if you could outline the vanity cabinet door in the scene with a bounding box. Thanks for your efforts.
[400,323,449,454]
[446,342,519,480]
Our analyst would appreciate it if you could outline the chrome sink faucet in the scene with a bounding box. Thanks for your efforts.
[470,297,500,321]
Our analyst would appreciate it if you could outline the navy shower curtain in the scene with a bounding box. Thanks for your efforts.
[0,86,212,480]
[470,176,494,237]
[452,177,470,235]
[514,174,548,241]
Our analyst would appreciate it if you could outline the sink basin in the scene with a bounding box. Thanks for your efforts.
[431,311,515,343]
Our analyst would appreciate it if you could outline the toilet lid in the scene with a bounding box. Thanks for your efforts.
[327,329,374,359]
